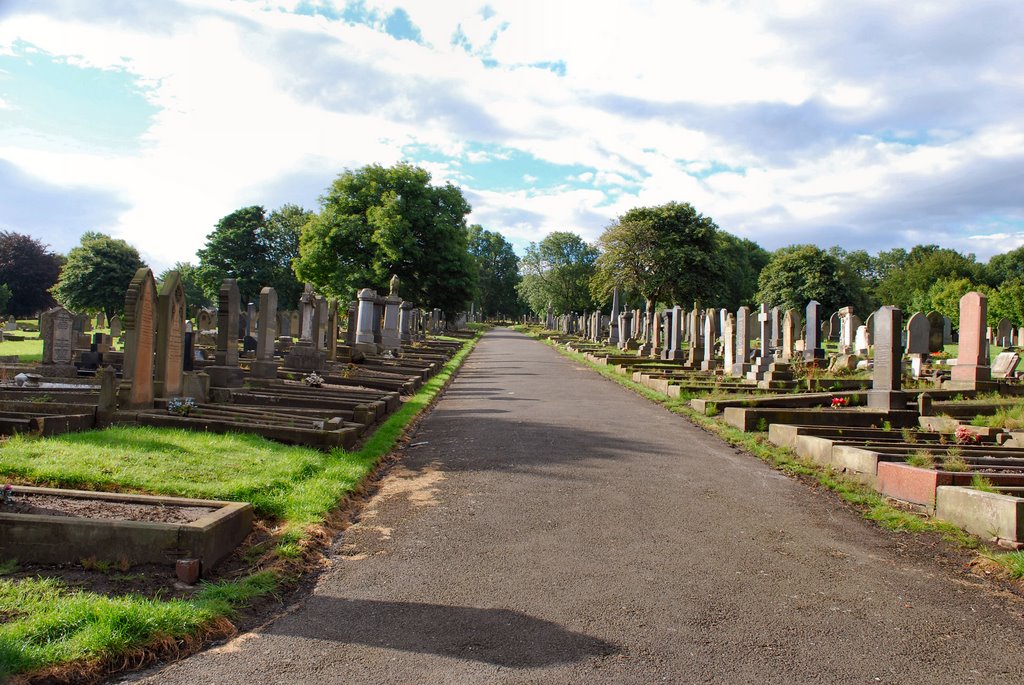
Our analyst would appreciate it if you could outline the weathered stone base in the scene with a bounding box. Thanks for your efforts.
[950,364,992,383]
[867,389,909,411]
[250,359,279,379]
[284,344,325,372]
[206,365,245,388]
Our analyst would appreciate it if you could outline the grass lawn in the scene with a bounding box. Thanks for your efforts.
[0,333,479,680]
[0,334,42,363]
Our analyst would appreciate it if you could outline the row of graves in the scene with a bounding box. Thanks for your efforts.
[1,271,468,574]
[0,271,464,449]
[543,289,1024,549]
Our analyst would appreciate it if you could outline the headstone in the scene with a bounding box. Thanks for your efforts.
[997,317,1014,348]
[905,312,930,355]
[854,325,869,355]
[769,306,781,349]
[154,270,186,398]
[118,267,158,409]
[828,312,841,341]
[781,309,796,361]
[252,286,279,379]
[867,306,906,411]
[353,288,379,354]
[278,310,291,337]
[299,285,315,341]
[700,309,717,371]
[197,308,213,331]
[208,278,244,388]
[722,314,735,370]
[926,311,944,354]
[732,306,751,376]
[943,316,953,345]
[41,306,74,367]
[4,315,16,332]
[992,352,1020,379]
[399,301,414,344]
[804,300,824,361]
[381,278,402,353]
[95,311,106,328]
[109,315,123,338]
[951,292,991,385]
[663,305,684,360]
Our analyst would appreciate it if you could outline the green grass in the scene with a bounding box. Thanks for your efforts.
[0,337,43,362]
[0,334,480,679]
[0,572,277,681]
[971,402,1024,430]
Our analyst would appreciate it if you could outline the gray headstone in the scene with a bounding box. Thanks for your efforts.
[905,312,930,355]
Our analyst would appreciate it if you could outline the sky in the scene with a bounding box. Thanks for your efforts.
[1,0,1023,272]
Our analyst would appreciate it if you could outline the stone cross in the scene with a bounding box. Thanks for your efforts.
[757,304,770,356]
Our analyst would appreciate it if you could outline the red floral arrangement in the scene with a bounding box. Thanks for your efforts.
[954,425,981,445]
[830,397,849,409]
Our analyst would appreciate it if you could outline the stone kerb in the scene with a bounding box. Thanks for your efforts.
[118,267,158,409]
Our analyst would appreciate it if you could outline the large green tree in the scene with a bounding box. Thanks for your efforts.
[295,163,475,315]
[712,232,770,310]
[51,232,145,319]
[0,230,64,316]
[467,224,521,318]
[517,231,599,315]
[985,245,1024,286]
[195,204,308,307]
[593,202,719,320]
[159,262,211,313]
[755,244,870,315]
[874,244,983,310]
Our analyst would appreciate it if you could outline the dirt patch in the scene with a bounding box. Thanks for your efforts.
[3,494,216,524]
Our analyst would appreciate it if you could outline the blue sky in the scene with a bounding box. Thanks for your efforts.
[1,0,1023,272]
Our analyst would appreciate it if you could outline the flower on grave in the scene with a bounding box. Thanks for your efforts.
[954,425,981,445]
[830,396,849,409]
[3,483,13,506]
[167,397,196,416]
[303,371,324,388]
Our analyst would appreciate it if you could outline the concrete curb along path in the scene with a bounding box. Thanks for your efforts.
[137,329,1024,684]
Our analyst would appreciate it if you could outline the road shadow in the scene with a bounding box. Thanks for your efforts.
[268,597,619,667]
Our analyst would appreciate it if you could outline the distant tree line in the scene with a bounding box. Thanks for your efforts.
[4,161,1024,329]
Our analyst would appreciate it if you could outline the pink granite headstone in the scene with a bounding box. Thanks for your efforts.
[951,291,991,383]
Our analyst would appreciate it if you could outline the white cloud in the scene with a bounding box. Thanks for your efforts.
[0,0,1021,272]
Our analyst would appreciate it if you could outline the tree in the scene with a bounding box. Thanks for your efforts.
[0,230,63,316]
[593,202,719,323]
[467,225,521,318]
[874,245,983,310]
[295,163,475,315]
[51,232,145,319]
[517,231,599,315]
[159,262,210,313]
[195,204,307,307]
[712,232,770,310]
[0,284,10,314]
[755,244,870,315]
[985,245,1024,287]
[926,277,985,329]
[987,279,1024,328]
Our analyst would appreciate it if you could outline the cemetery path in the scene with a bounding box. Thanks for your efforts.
[135,329,1024,684]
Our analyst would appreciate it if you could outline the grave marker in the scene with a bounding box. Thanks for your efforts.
[154,271,186,398]
[118,267,157,409]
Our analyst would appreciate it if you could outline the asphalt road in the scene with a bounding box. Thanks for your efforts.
[136,329,1024,683]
